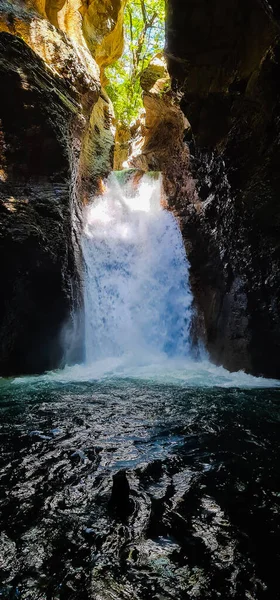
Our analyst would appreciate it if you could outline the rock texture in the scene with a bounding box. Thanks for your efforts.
[165,0,280,377]
[114,122,131,170]
[0,0,124,375]
[82,0,126,81]
[129,56,190,175]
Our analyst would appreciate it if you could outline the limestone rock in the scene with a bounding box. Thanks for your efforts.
[129,54,189,176]
[113,121,131,170]
[82,0,126,80]
[21,0,126,73]
[140,54,168,93]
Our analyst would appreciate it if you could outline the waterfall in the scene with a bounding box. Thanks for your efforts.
[82,172,193,365]
[19,171,279,385]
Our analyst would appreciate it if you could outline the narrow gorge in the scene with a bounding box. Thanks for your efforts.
[1,0,280,378]
[1,1,280,599]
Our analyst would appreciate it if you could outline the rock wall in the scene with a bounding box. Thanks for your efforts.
[0,0,124,375]
[165,0,280,377]
[127,56,189,175]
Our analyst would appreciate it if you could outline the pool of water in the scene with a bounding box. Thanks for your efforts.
[1,373,280,599]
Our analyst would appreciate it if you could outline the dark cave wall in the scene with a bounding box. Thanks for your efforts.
[166,0,280,377]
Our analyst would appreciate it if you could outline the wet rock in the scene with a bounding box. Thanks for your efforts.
[0,0,119,375]
[109,470,133,521]
[163,0,280,377]
[0,32,84,374]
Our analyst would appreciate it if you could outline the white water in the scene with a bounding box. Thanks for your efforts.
[13,172,280,389]
[83,173,193,364]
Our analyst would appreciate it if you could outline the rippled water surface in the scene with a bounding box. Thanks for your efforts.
[1,374,280,599]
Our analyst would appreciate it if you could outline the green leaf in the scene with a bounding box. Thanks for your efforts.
[105,0,165,125]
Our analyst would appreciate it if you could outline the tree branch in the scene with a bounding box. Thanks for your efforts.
[128,6,137,71]
[140,0,147,24]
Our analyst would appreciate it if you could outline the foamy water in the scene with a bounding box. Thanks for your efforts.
[82,173,192,363]
[12,173,280,390]
[12,355,280,388]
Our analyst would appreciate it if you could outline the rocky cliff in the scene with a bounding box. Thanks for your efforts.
[164,0,280,377]
[0,0,124,375]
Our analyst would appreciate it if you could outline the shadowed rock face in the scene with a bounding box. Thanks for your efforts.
[165,0,280,377]
[0,0,125,375]
[0,33,87,374]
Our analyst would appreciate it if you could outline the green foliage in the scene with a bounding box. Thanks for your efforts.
[106,0,165,125]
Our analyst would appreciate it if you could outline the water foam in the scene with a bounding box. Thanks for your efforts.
[12,172,280,390]
[83,173,193,363]
[13,358,280,389]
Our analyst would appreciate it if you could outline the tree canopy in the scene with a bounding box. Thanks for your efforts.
[105,0,165,125]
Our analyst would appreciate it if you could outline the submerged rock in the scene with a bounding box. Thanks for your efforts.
[109,470,133,521]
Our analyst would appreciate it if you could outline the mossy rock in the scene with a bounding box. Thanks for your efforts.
[140,60,167,92]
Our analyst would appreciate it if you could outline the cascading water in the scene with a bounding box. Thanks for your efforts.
[82,172,193,366]
[37,170,278,386]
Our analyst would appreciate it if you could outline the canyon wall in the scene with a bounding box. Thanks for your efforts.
[1,0,279,378]
[0,0,124,374]
[164,0,280,377]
